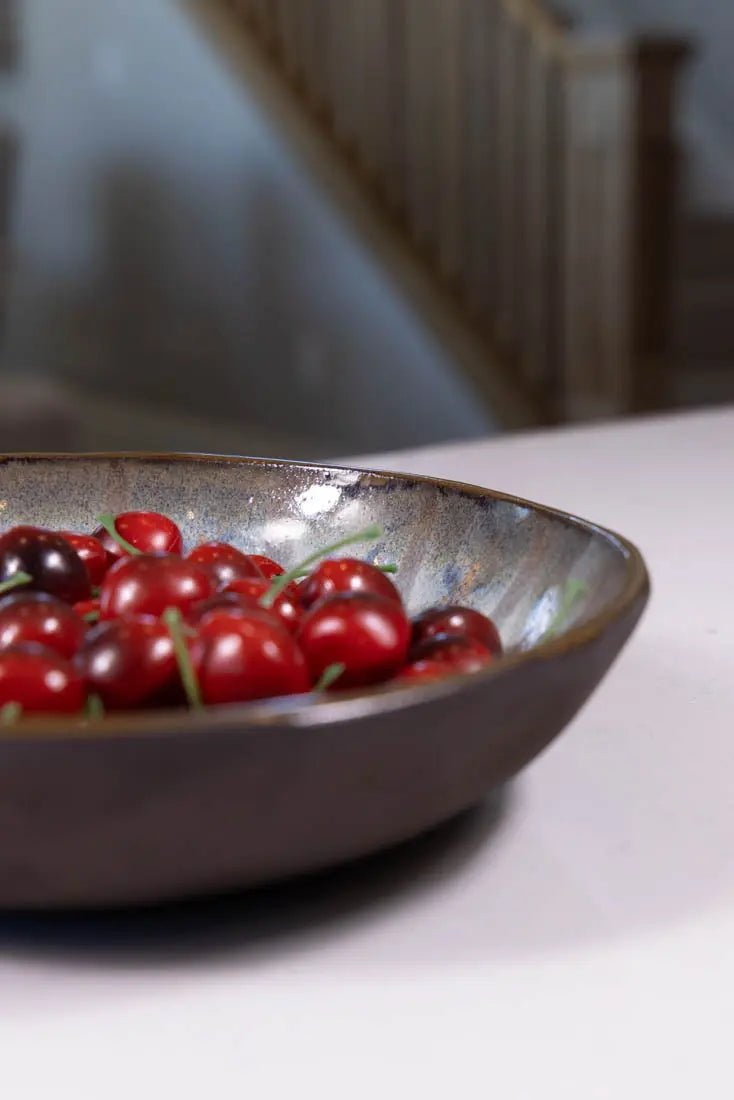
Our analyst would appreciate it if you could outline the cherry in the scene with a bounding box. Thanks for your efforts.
[59,532,108,587]
[187,541,263,591]
[245,554,286,582]
[186,590,255,624]
[74,596,100,621]
[0,643,85,713]
[192,609,310,704]
[0,592,86,658]
[99,554,214,620]
[0,525,90,604]
[409,633,493,672]
[78,616,179,709]
[300,557,402,609]
[298,592,410,688]
[395,660,449,685]
[93,511,183,566]
[224,576,303,633]
[411,605,502,655]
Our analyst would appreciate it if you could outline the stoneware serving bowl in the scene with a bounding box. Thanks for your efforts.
[0,454,649,908]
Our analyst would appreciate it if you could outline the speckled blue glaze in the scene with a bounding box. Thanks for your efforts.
[0,453,632,650]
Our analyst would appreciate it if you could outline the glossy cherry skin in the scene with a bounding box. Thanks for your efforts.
[93,511,183,566]
[0,592,86,658]
[74,597,100,621]
[411,605,502,655]
[0,643,86,713]
[298,592,410,688]
[0,525,90,604]
[299,557,401,609]
[245,554,286,582]
[78,616,179,709]
[224,576,303,634]
[187,541,263,591]
[99,554,214,620]
[409,633,493,671]
[59,532,108,587]
[192,609,310,704]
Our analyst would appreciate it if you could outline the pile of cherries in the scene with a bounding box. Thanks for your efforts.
[0,510,502,719]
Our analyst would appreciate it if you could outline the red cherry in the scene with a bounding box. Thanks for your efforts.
[0,592,86,658]
[244,554,286,582]
[99,554,213,620]
[74,597,100,620]
[187,541,263,591]
[224,576,303,634]
[59,532,108,587]
[192,610,310,704]
[299,557,401,609]
[77,616,179,709]
[395,659,449,685]
[186,590,255,624]
[93,511,183,566]
[411,605,502,655]
[409,633,493,673]
[0,643,85,713]
[0,525,90,604]
[298,592,410,688]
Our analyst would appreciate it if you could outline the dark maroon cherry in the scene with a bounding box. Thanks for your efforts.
[59,532,108,586]
[411,605,502,655]
[409,633,493,671]
[0,525,90,604]
[187,541,263,591]
[78,616,179,709]
[0,592,86,658]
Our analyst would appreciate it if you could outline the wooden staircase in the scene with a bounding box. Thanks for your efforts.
[186,0,691,428]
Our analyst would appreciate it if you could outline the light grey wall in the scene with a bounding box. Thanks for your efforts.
[0,0,495,453]
[560,0,734,212]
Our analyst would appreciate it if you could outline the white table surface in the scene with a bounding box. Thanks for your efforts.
[2,408,733,1099]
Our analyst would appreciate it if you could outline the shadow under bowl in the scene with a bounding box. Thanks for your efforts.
[0,453,649,908]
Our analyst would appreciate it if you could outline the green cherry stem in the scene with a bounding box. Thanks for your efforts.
[163,606,203,710]
[85,693,105,719]
[540,579,587,643]
[0,571,32,597]
[0,701,22,725]
[289,562,397,579]
[83,610,100,624]
[313,663,345,692]
[260,524,383,608]
[95,514,141,556]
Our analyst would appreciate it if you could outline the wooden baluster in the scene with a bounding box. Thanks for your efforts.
[436,0,468,282]
[308,0,331,117]
[384,0,408,214]
[408,0,438,252]
[465,0,500,325]
[496,3,524,352]
[559,39,634,419]
[519,27,553,395]
[630,39,690,411]
[330,1,350,146]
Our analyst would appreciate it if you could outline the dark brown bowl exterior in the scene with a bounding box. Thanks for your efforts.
[0,455,648,908]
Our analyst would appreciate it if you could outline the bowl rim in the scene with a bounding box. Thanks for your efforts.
[0,451,650,742]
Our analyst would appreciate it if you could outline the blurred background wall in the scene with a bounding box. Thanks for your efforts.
[0,0,494,455]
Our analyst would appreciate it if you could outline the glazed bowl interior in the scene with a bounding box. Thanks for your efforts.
[0,452,633,669]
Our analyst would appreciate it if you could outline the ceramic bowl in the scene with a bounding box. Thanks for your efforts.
[0,454,648,908]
